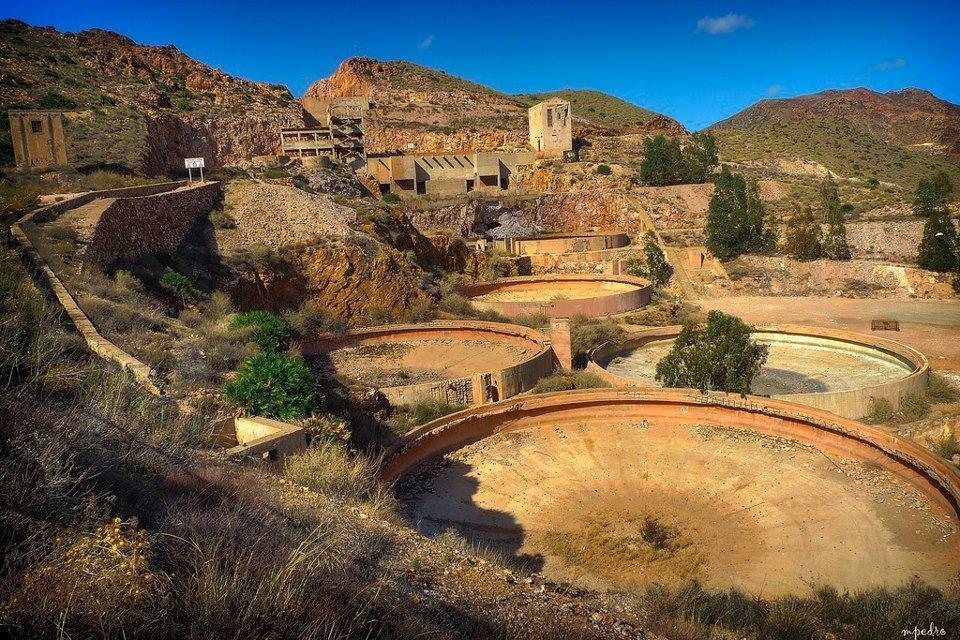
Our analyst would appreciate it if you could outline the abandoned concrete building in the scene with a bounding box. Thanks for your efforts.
[366,150,536,197]
[365,99,570,198]
[8,110,68,169]
[279,96,368,163]
[528,98,572,156]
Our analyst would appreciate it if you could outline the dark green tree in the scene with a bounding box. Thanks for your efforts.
[655,311,769,395]
[782,204,823,261]
[913,172,953,217]
[704,167,773,260]
[917,214,959,272]
[640,135,683,186]
[641,230,671,286]
[820,179,852,260]
[682,131,719,183]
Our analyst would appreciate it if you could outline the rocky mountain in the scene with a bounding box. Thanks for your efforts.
[711,87,960,188]
[0,19,300,174]
[305,57,685,154]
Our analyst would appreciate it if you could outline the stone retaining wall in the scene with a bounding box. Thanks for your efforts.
[83,182,222,268]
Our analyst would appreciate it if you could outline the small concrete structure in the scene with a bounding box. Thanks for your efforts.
[528,98,572,157]
[280,96,368,163]
[298,321,557,407]
[587,324,930,419]
[212,416,309,461]
[461,274,652,319]
[8,110,68,168]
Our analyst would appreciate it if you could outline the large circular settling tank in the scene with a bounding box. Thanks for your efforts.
[461,274,652,319]
[298,321,556,406]
[589,325,929,419]
[389,390,960,597]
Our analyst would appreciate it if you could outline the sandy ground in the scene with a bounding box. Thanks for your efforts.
[402,421,959,597]
[606,333,914,395]
[472,281,637,303]
[215,180,355,253]
[697,297,960,372]
[323,339,539,387]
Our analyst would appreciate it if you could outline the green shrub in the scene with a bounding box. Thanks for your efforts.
[898,393,929,422]
[382,192,401,203]
[261,168,290,179]
[408,397,466,424]
[161,272,195,299]
[223,351,317,420]
[283,301,346,338]
[930,429,960,462]
[35,89,77,109]
[595,164,612,176]
[570,314,626,366]
[230,310,293,352]
[863,396,894,423]
[533,370,610,393]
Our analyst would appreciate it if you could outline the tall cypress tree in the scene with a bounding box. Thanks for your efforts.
[820,179,852,260]
[917,214,959,272]
[704,167,772,260]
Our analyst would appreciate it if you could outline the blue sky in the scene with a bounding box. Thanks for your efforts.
[4,0,959,130]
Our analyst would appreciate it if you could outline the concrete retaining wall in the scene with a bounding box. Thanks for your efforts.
[461,274,652,319]
[379,388,960,525]
[212,416,309,460]
[298,321,557,406]
[494,232,630,256]
[30,181,186,224]
[83,181,222,269]
[587,324,930,420]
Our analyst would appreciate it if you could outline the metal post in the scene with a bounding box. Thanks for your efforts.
[187,167,193,184]
[200,165,204,183]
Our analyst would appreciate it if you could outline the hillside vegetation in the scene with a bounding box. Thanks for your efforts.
[712,87,960,189]
[0,19,297,173]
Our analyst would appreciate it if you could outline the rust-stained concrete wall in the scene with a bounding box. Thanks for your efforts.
[462,274,652,319]
[83,181,222,269]
[298,321,557,406]
[494,232,630,256]
[587,324,930,420]
[378,388,960,525]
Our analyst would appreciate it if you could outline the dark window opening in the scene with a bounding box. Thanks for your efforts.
[30,120,43,134]
[466,179,475,192]
[546,109,553,127]
[416,180,427,195]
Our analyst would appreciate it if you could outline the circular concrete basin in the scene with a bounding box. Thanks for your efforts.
[298,321,556,406]
[461,274,652,319]
[389,390,960,597]
[588,325,929,419]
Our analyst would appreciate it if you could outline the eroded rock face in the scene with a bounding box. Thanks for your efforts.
[229,241,429,322]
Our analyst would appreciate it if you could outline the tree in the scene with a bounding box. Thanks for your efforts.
[820,179,851,260]
[655,311,769,395]
[682,131,718,183]
[917,214,959,272]
[704,167,773,260]
[640,135,683,186]
[782,204,823,260]
[626,231,671,287]
[913,172,953,217]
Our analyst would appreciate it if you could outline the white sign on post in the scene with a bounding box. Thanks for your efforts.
[184,157,205,183]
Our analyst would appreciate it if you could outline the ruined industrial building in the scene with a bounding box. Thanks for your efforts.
[3,14,960,640]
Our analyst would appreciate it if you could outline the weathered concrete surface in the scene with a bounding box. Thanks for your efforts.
[387,389,960,596]
[211,416,309,461]
[589,325,929,419]
[462,274,652,319]
[299,321,556,406]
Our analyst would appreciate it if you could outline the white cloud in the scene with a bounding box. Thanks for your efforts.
[874,58,907,72]
[766,84,782,97]
[696,13,755,34]
[417,35,434,50]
